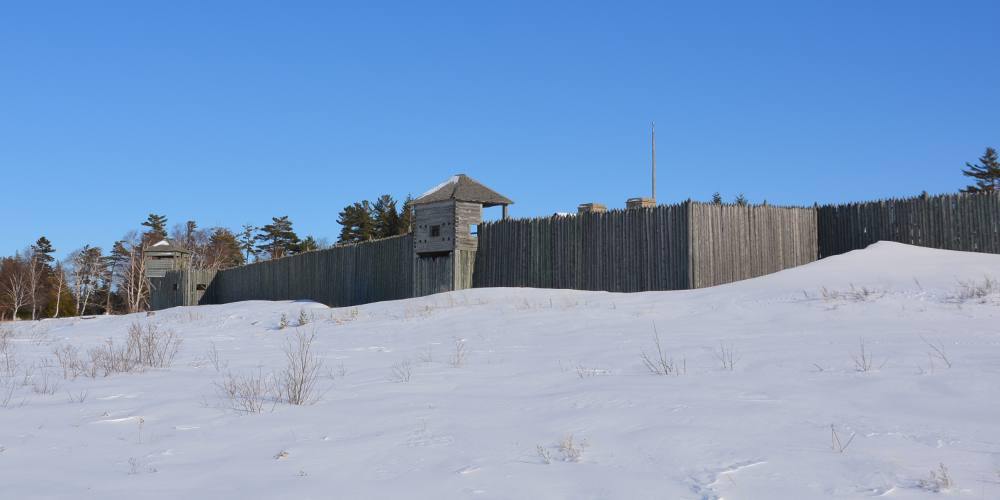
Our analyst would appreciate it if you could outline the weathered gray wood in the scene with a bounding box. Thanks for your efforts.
[817,192,1000,258]
[207,234,413,308]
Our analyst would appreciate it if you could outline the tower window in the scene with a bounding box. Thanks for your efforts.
[430,225,441,237]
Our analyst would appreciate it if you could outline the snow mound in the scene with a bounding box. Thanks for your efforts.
[1,243,998,499]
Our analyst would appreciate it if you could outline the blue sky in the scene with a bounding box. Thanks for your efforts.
[2,1,998,258]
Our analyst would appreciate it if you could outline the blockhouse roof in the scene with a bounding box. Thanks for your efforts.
[414,174,513,207]
[144,238,192,254]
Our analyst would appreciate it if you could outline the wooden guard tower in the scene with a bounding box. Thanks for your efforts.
[144,239,192,278]
[412,174,513,296]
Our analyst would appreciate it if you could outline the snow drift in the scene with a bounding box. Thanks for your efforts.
[1,242,998,499]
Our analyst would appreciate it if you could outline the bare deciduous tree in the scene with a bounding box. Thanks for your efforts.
[1,257,30,320]
[51,262,68,318]
[27,253,44,320]
[115,233,151,314]
[68,246,104,316]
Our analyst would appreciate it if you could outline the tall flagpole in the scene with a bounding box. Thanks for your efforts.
[651,121,656,202]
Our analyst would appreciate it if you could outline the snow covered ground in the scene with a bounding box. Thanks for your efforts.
[1,242,999,499]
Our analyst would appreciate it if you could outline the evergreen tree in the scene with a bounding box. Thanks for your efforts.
[44,262,76,318]
[961,147,1000,193]
[256,216,300,259]
[141,214,168,243]
[102,242,129,315]
[734,193,748,206]
[238,224,258,262]
[31,237,55,267]
[27,236,57,320]
[711,192,723,204]
[372,195,401,239]
[205,228,244,268]
[337,201,375,243]
[298,235,320,253]
[397,195,414,234]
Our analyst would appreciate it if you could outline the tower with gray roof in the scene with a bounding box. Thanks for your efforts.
[411,174,513,296]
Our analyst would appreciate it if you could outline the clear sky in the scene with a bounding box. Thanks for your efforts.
[2,1,998,258]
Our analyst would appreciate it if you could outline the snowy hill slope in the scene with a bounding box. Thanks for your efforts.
[1,242,999,499]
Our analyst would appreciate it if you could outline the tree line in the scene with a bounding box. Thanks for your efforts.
[0,192,415,320]
[5,146,995,321]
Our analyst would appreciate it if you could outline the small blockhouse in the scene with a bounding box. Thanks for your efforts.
[144,239,192,278]
[412,174,513,296]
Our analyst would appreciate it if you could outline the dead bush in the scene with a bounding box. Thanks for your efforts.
[276,330,322,405]
[917,463,953,492]
[389,360,412,383]
[53,345,96,379]
[88,323,182,377]
[217,369,274,414]
[0,327,17,377]
[640,326,685,376]
[558,434,588,462]
[953,276,998,303]
[127,323,181,368]
[821,284,883,302]
[451,338,467,368]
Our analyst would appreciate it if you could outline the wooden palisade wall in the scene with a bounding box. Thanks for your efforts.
[688,203,818,288]
[150,192,1000,311]
[473,202,692,291]
[207,234,413,307]
[474,201,818,292]
[817,192,1000,258]
[149,269,218,310]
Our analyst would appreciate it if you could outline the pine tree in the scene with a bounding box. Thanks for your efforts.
[961,147,1000,193]
[337,201,375,243]
[711,192,723,204]
[238,224,258,263]
[141,214,168,244]
[372,195,401,239]
[102,242,129,315]
[256,216,300,259]
[298,235,320,253]
[27,237,57,320]
[31,237,55,266]
[205,228,244,268]
[397,195,414,234]
[734,193,748,206]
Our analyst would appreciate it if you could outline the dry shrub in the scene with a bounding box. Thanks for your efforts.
[276,330,322,405]
[58,322,182,378]
[206,342,228,372]
[451,338,467,368]
[953,276,998,303]
[918,463,953,492]
[389,360,412,383]
[0,376,17,408]
[558,434,588,462]
[31,369,59,395]
[820,284,883,302]
[216,330,327,413]
[126,323,181,368]
[640,326,685,376]
[54,345,95,379]
[217,369,274,414]
[0,327,17,377]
